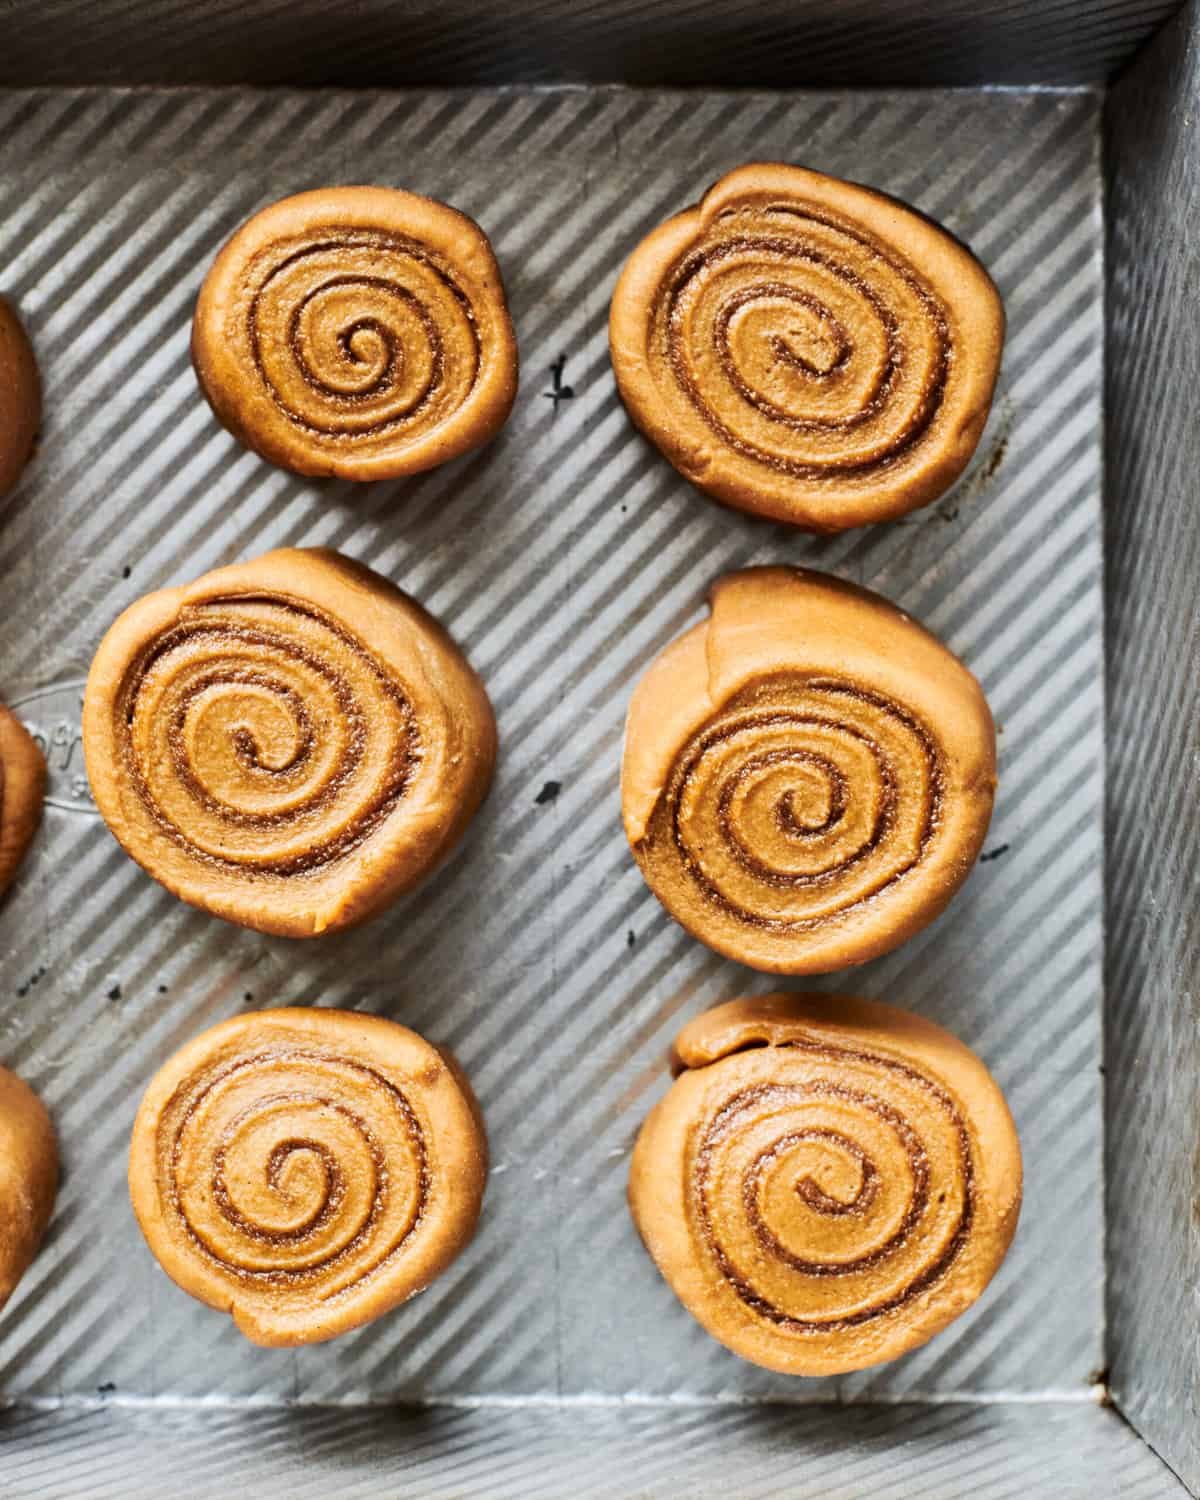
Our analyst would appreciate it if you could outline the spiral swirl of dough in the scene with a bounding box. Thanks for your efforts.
[692,1043,971,1332]
[129,1009,487,1346]
[628,996,1022,1374]
[173,1048,428,1292]
[610,164,1004,530]
[84,548,497,937]
[121,593,420,876]
[247,231,481,445]
[666,219,948,478]
[192,188,518,480]
[665,677,940,932]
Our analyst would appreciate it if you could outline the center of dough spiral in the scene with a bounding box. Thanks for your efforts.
[692,1040,973,1330]
[171,1048,427,1299]
[662,206,950,476]
[664,676,942,929]
[120,595,421,875]
[248,231,480,447]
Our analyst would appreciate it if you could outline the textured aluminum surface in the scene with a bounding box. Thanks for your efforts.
[1106,1,1200,1491]
[0,87,1105,1412]
[0,0,1182,88]
[0,1402,1185,1498]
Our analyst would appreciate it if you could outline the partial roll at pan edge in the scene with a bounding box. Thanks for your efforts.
[0,1063,58,1318]
[0,296,40,499]
[0,700,46,902]
[621,567,997,973]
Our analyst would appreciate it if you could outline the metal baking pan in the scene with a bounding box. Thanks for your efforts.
[0,0,1193,1493]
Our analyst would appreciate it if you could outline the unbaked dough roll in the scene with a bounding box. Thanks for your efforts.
[129,1008,487,1347]
[610,163,1003,531]
[0,704,46,899]
[0,297,40,497]
[622,567,996,973]
[83,547,496,937]
[192,186,518,480]
[0,1065,58,1314]
[629,994,1021,1374]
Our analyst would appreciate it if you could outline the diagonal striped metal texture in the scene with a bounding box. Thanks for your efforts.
[1105,2,1200,1492]
[0,1401,1185,1498]
[0,0,1183,88]
[0,86,1105,1424]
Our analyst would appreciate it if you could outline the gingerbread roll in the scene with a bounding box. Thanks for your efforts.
[83,547,496,938]
[629,995,1021,1374]
[192,186,518,480]
[622,567,995,973]
[0,297,40,498]
[0,1065,58,1315]
[0,704,46,900]
[129,1008,487,1347]
[610,163,1003,532]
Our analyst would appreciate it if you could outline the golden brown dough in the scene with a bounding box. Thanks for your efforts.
[609,163,1003,532]
[83,547,496,937]
[0,1064,58,1314]
[629,995,1021,1374]
[0,704,46,899]
[129,1008,487,1346]
[0,297,40,497]
[192,186,518,480]
[622,567,996,973]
